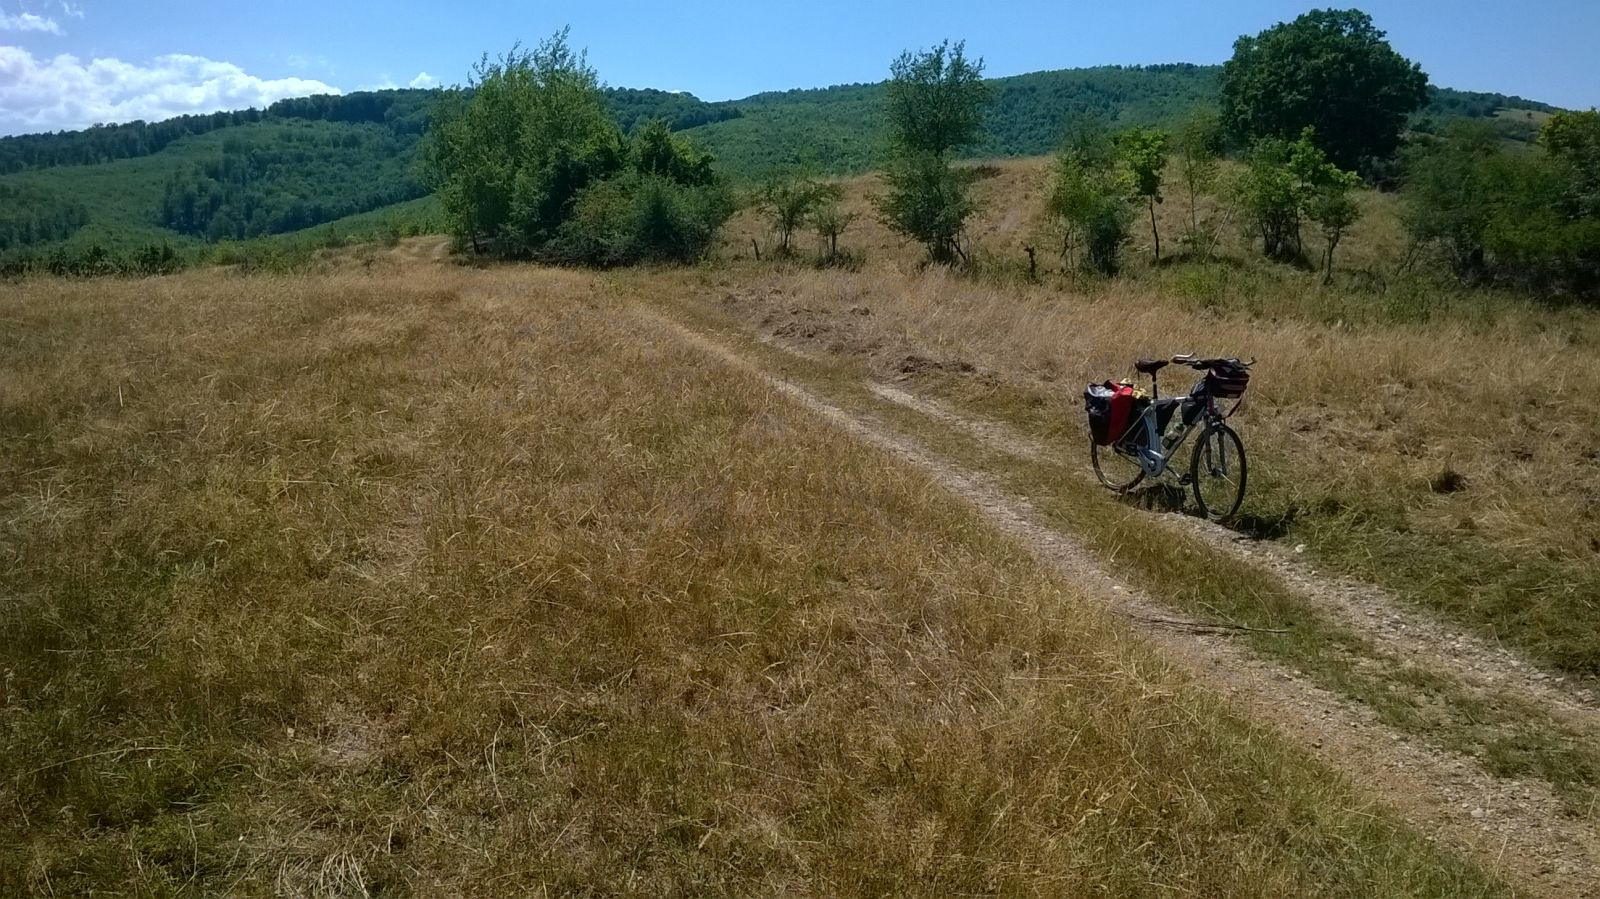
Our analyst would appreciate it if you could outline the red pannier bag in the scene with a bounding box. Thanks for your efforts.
[1107,383,1143,446]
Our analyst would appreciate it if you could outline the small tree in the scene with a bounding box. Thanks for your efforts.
[1115,126,1170,262]
[1540,109,1600,218]
[877,41,991,264]
[1401,122,1501,281]
[1234,128,1361,270]
[1049,128,1134,275]
[759,173,827,255]
[809,186,856,260]
[883,40,990,158]
[879,151,978,264]
[1233,137,1304,261]
[1176,110,1223,253]
[1307,171,1362,282]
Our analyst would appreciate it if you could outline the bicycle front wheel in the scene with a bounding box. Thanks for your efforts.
[1091,439,1145,493]
[1190,425,1247,520]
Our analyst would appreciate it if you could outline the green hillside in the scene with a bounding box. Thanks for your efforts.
[681,67,1560,181]
[686,64,1224,180]
[3,119,424,251]
[0,66,1561,263]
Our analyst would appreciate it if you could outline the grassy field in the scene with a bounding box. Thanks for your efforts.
[0,264,1504,894]
[712,156,1600,681]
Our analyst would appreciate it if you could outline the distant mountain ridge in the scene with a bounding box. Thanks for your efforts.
[0,65,1562,259]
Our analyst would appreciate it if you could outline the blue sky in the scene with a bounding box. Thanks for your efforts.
[2,0,1597,135]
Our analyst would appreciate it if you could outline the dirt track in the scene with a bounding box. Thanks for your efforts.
[643,306,1600,897]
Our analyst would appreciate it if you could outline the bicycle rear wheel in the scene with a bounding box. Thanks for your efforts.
[1091,439,1145,492]
[1190,425,1247,520]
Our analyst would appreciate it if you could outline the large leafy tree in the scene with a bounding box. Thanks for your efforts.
[420,30,624,255]
[883,40,989,158]
[877,41,990,264]
[421,31,731,266]
[1219,9,1429,171]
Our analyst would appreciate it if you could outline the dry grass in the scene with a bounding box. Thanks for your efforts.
[690,156,1600,677]
[0,264,1497,894]
[722,155,1416,278]
[632,268,1600,816]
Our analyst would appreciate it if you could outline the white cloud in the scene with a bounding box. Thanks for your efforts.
[1,11,61,33]
[0,46,341,135]
[56,1,84,19]
[407,71,437,89]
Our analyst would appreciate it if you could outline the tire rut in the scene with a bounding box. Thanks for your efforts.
[645,310,1600,897]
[867,383,1600,741]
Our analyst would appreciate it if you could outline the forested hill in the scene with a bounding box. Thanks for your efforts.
[0,65,1558,260]
[687,64,1223,179]
[0,88,727,175]
[683,65,1559,180]
[0,87,731,255]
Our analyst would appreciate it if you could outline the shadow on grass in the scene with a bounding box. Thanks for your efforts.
[1117,482,1299,542]
[1119,482,1187,513]
[1229,507,1298,541]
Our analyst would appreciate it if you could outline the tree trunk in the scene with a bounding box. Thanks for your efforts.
[1149,198,1161,263]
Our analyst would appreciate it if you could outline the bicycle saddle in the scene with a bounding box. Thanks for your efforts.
[1135,358,1169,374]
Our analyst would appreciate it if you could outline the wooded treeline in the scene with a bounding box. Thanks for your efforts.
[156,123,425,240]
[2,7,1593,295]
[762,8,1596,298]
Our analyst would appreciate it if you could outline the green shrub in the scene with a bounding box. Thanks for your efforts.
[1405,116,1600,298]
[550,173,732,266]
[420,32,732,267]
[1048,127,1134,275]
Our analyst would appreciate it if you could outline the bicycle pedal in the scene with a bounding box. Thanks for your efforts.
[1178,474,1193,486]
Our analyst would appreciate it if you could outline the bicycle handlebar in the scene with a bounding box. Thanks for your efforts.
[1171,353,1253,370]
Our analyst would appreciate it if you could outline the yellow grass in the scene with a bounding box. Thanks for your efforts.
[701,156,1600,676]
[0,265,1498,894]
[723,156,1415,276]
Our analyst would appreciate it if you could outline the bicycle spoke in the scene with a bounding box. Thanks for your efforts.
[1190,427,1247,521]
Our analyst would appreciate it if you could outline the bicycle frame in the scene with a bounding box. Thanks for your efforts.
[1115,383,1227,477]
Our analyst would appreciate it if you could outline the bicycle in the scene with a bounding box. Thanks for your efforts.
[1087,354,1253,520]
